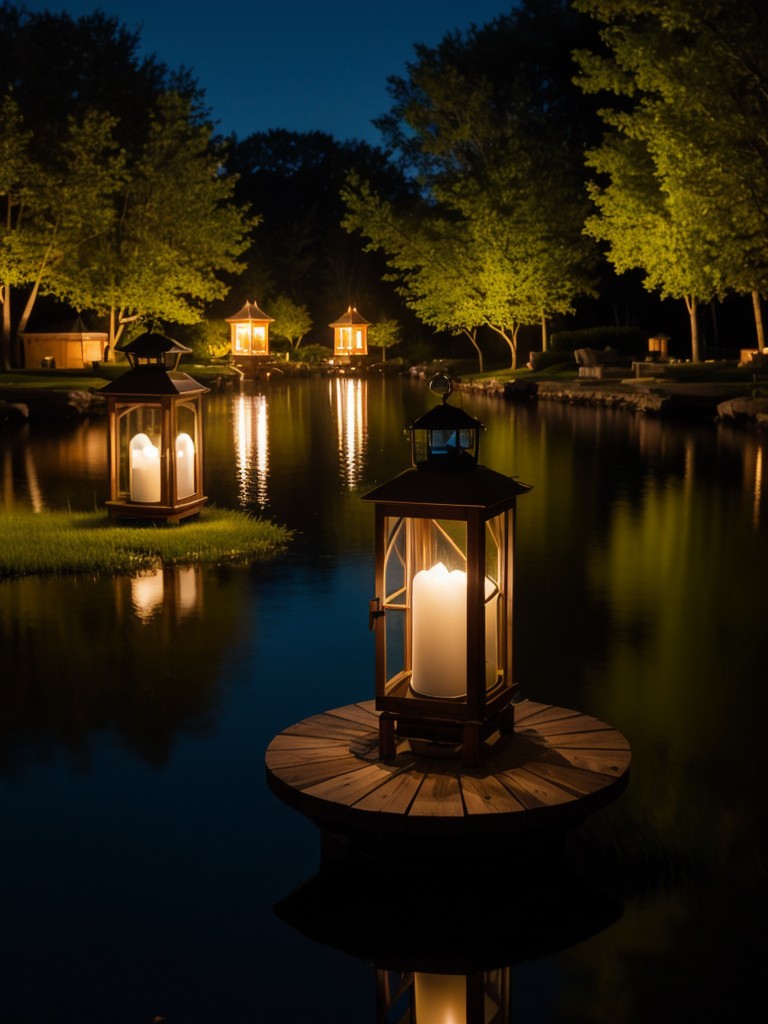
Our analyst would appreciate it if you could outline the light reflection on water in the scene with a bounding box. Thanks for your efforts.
[0,378,767,1023]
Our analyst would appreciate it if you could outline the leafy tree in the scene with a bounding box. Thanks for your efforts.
[574,0,768,358]
[270,293,312,352]
[56,93,252,354]
[0,98,125,368]
[367,318,402,361]
[345,0,600,369]
[0,4,247,363]
[226,130,416,344]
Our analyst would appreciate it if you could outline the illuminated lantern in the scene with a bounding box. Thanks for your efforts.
[363,374,531,765]
[100,331,208,523]
[226,299,274,368]
[329,305,369,362]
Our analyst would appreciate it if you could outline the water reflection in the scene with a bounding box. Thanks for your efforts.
[330,376,367,489]
[0,565,245,771]
[1,380,767,1022]
[1,418,106,509]
[122,565,204,624]
[233,390,269,508]
[276,850,621,1023]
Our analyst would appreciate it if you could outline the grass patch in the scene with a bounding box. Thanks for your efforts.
[0,506,293,579]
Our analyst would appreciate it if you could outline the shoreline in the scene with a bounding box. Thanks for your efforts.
[456,376,768,429]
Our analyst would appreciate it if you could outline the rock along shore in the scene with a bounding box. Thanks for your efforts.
[456,377,768,430]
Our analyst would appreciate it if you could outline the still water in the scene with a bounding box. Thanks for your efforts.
[1,378,766,1023]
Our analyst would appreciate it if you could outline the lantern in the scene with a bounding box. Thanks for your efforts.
[377,968,509,1024]
[226,299,274,361]
[363,374,531,765]
[100,331,208,523]
[330,305,369,362]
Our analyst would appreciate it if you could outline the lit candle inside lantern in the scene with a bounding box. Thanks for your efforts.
[129,433,161,502]
[414,972,467,1024]
[175,431,195,499]
[411,563,499,698]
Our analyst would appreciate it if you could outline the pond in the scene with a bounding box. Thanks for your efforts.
[1,377,766,1023]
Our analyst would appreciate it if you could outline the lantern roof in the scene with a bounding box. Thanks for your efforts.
[362,464,531,512]
[99,367,208,398]
[119,331,192,359]
[329,305,370,328]
[226,299,274,323]
[408,400,483,435]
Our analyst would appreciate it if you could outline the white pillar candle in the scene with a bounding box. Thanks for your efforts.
[411,562,499,698]
[412,562,467,698]
[129,433,161,503]
[175,431,195,499]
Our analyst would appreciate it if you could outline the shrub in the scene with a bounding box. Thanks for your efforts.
[550,326,643,355]
[529,350,574,371]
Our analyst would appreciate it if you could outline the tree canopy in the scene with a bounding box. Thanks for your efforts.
[574,0,768,358]
[344,0,600,369]
[0,3,251,366]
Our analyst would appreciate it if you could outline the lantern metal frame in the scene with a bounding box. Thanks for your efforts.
[100,332,209,523]
[363,378,530,764]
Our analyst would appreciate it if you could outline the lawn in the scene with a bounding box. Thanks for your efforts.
[0,506,292,579]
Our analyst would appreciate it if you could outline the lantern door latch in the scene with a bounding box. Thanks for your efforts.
[369,598,385,631]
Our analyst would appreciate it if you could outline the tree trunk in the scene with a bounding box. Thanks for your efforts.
[17,278,42,338]
[541,315,548,352]
[1,281,11,371]
[685,296,701,362]
[752,290,765,352]
[463,328,483,374]
[489,325,518,370]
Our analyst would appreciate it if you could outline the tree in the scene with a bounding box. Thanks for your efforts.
[367,319,403,362]
[0,98,125,368]
[0,4,246,363]
[227,130,413,344]
[574,0,768,359]
[56,93,252,355]
[270,294,312,353]
[345,0,600,369]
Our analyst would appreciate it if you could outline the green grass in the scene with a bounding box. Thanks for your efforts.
[0,506,293,579]
[0,363,240,389]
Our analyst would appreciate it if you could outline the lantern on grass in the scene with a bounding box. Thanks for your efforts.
[100,331,208,523]
[363,374,531,765]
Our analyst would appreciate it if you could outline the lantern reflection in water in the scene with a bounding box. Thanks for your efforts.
[127,566,203,623]
[331,377,367,489]
[378,968,508,1024]
[234,392,269,509]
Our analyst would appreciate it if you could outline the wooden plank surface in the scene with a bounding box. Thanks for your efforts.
[265,700,631,837]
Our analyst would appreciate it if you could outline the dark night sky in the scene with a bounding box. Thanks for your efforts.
[21,0,513,144]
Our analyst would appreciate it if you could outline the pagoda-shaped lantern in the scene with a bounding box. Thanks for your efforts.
[226,299,274,365]
[363,374,531,765]
[329,305,369,362]
[99,331,208,523]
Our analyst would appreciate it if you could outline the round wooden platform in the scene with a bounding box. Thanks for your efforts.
[266,700,631,840]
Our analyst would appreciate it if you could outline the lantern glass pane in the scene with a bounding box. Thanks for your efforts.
[116,404,162,498]
[176,402,198,500]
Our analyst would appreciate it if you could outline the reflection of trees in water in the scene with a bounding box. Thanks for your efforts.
[0,566,251,772]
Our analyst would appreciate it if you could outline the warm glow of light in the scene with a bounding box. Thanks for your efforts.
[176,432,195,499]
[175,566,200,617]
[411,563,498,698]
[234,393,269,508]
[754,444,763,529]
[413,972,466,1024]
[131,570,164,622]
[332,377,366,489]
[129,433,161,503]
